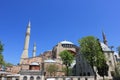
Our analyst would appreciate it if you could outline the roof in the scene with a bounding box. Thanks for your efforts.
[7,74,20,77]
[30,62,39,66]
[0,71,11,74]
[60,40,74,44]
[100,42,111,51]
[44,59,56,63]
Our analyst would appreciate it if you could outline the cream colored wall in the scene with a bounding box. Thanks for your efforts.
[104,51,116,78]
[44,62,65,77]
[56,43,76,59]
[22,57,43,65]
[7,65,21,74]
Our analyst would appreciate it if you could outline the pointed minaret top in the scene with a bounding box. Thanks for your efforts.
[28,20,31,27]
[34,42,36,47]
[102,31,108,46]
[33,42,36,57]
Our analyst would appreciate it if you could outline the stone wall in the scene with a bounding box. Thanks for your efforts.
[46,76,94,80]
[22,56,43,64]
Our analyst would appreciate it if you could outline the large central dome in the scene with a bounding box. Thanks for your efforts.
[60,40,74,44]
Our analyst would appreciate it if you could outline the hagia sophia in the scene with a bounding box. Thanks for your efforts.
[0,21,120,80]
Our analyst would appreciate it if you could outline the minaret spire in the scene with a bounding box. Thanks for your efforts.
[28,20,31,27]
[20,21,31,64]
[102,31,108,46]
[32,42,36,57]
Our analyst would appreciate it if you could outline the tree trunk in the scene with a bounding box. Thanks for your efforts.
[66,66,69,76]
[103,76,105,80]
[94,70,97,80]
[92,66,96,80]
[65,65,69,76]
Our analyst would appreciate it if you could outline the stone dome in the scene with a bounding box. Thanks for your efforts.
[60,40,74,44]
[100,42,111,51]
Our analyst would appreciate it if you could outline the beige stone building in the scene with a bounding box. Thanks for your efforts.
[4,22,116,80]
[52,40,78,59]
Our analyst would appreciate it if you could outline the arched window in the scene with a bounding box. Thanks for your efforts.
[79,73,82,76]
[83,72,86,76]
[23,76,27,80]
[87,72,90,76]
[30,76,34,80]
[36,76,41,80]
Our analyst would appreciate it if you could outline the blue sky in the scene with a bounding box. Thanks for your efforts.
[0,0,120,64]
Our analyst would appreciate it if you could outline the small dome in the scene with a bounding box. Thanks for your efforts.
[30,62,39,66]
[60,40,74,44]
[44,59,56,63]
[100,42,111,51]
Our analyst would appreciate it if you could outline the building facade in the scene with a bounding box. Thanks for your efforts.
[3,22,116,80]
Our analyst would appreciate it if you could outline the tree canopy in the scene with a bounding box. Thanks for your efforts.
[0,41,4,65]
[112,63,120,80]
[78,36,106,79]
[59,50,74,76]
[46,64,58,76]
[0,41,13,68]
[0,41,3,54]
[79,36,105,67]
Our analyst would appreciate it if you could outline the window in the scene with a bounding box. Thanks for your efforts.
[79,73,82,76]
[30,76,34,80]
[23,76,27,80]
[108,53,110,57]
[87,72,90,76]
[83,72,86,76]
[109,61,112,66]
[36,76,40,80]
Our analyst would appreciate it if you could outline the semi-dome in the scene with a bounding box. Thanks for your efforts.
[60,40,74,44]
[30,62,39,66]
[100,42,111,51]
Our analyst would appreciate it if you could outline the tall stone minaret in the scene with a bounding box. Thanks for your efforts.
[20,21,31,64]
[32,42,36,57]
[102,31,108,46]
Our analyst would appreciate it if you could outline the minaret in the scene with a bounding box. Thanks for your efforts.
[102,31,108,46]
[32,42,36,57]
[20,21,31,64]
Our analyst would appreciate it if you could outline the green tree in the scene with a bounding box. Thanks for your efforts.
[97,62,109,80]
[59,50,74,76]
[112,63,120,80]
[0,41,4,65]
[46,64,58,76]
[62,67,72,76]
[78,36,106,79]
[4,62,13,67]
